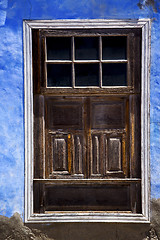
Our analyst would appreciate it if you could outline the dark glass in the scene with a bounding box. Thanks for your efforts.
[102,63,127,86]
[75,64,99,86]
[46,37,71,60]
[47,64,72,87]
[102,36,127,60]
[75,37,99,60]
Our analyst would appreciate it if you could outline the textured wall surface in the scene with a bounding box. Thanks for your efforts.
[1,200,160,240]
[0,0,160,221]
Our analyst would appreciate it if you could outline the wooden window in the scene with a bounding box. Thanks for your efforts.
[24,20,150,223]
[33,28,141,213]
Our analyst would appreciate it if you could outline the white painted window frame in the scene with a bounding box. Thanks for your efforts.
[23,19,151,223]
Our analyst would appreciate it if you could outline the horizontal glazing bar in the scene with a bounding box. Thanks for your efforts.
[101,60,128,63]
[46,60,72,63]
[46,60,128,64]
[74,60,100,63]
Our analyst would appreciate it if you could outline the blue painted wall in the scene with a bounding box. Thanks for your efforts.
[0,0,160,218]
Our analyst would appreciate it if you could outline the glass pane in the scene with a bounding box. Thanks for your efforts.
[102,36,127,60]
[75,37,99,60]
[75,64,99,86]
[102,63,127,86]
[47,64,72,87]
[46,37,71,60]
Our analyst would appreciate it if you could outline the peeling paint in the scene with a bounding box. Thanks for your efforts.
[137,0,160,13]
[0,0,8,9]
[0,10,6,25]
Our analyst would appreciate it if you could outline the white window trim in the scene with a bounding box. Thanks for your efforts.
[23,19,151,223]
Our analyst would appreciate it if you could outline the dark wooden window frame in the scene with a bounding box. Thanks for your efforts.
[24,20,150,223]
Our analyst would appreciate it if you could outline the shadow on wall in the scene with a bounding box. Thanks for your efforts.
[0,199,160,240]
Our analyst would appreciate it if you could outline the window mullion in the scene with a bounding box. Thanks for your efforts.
[72,36,75,88]
[99,36,102,88]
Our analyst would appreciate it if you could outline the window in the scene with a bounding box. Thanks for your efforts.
[24,20,150,222]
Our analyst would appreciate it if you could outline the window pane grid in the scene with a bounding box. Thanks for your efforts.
[45,36,128,88]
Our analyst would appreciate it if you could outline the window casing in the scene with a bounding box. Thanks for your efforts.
[24,20,150,223]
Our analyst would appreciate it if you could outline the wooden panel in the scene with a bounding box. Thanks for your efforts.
[34,181,141,214]
[32,29,41,94]
[130,182,142,214]
[46,98,83,129]
[104,135,108,174]
[44,183,131,211]
[44,97,130,179]
[129,94,141,178]
[108,137,122,171]
[90,132,127,178]
[91,135,100,175]
[91,101,125,129]
[104,134,127,177]
[74,135,83,174]
[47,132,86,178]
[53,138,68,171]
[33,182,45,213]
[47,133,70,177]
[130,30,141,92]
[34,95,45,179]
[50,104,81,128]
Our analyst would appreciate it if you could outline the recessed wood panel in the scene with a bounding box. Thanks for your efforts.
[48,132,86,178]
[34,95,45,178]
[47,133,71,177]
[46,99,83,129]
[44,183,131,211]
[108,137,122,172]
[91,101,125,129]
[91,135,101,175]
[53,138,68,171]
[74,135,84,174]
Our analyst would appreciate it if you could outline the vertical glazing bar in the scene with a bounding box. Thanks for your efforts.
[72,36,75,88]
[44,37,47,88]
[99,36,102,88]
[40,35,47,88]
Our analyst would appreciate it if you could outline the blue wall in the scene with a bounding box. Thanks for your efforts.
[0,0,160,218]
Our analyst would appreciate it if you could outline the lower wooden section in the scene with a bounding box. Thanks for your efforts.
[33,181,141,213]
[44,184,131,211]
